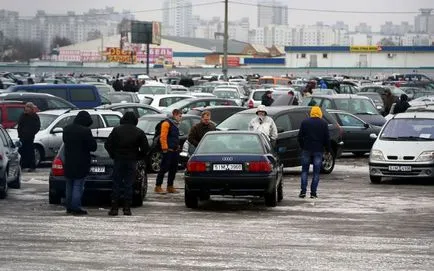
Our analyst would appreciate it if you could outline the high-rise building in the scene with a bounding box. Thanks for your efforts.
[163,0,193,37]
[355,23,372,34]
[257,0,288,27]
[415,8,434,34]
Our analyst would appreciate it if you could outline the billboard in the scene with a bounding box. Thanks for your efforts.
[350,46,382,52]
[105,47,173,64]
[130,21,162,45]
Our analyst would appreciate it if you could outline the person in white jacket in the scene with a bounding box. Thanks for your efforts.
[248,105,278,143]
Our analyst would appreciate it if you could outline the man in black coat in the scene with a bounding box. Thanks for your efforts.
[17,102,41,172]
[261,90,274,106]
[104,112,149,216]
[62,111,97,215]
[393,94,411,114]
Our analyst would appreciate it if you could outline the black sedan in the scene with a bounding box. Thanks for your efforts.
[97,103,161,118]
[0,126,21,199]
[137,114,202,172]
[184,131,284,208]
[328,110,381,156]
[48,138,148,206]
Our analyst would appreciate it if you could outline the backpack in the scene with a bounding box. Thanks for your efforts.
[152,119,170,151]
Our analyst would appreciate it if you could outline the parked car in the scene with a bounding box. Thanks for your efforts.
[0,125,22,199]
[85,82,115,95]
[0,92,77,112]
[137,82,171,101]
[302,94,386,127]
[0,101,26,129]
[102,92,140,103]
[217,106,344,173]
[184,131,284,208]
[212,88,244,106]
[48,138,147,206]
[246,89,269,108]
[358,85,406,101]
[7,109,123,166]
[186,106,246,125]
[357,92,385,115]
[7,84,103,109]
[97,103,161,118]
[328,110,381,156]
[369,112,434,184]
[142,94,194,111]
[163,97,238,114]
[0,78,16,90]
[137,114,202,172]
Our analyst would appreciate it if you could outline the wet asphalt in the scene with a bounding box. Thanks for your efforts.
[0,154,433,271]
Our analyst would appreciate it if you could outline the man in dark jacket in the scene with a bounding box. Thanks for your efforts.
[382,89,397,116]
[104,112,149,216]
[393,94,411,114]
[297,106,331,199]
[17,102,41,172]
[261,90,274,106]
[62,111,97,215]
[188,111,216,148]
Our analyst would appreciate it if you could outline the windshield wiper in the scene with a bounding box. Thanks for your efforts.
[397,136,433,141]
[381,136,398,140]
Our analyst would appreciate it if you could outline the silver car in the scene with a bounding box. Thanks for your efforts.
[7,109,123,165]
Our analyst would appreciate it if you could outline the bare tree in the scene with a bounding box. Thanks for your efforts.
[2,38,44,61]
[87,30,102,41]
[50,36,73,50]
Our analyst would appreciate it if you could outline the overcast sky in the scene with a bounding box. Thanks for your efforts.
[2,0,433,31]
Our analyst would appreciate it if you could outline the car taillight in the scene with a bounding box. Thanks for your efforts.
[248,99,254,108]
[187,161,207,172]
[246,161,272,173]
[52,157,64,176]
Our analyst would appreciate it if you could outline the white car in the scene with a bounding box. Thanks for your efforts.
[137,82,171,102]
[212,88,243,106]
[7,109,123,165]
[141,94,194,111]
[369,112,434,184]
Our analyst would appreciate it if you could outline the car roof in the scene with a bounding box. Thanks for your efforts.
[0,92,60,98]
[238,106,311,115]
[102,103,155,108]
[10,84,96,88]
[138,113,199,120]
[143,94,194,98]
[393,112,434,119]
[189,105,245,111]
[38,109,122,116]
[310,94,370,100]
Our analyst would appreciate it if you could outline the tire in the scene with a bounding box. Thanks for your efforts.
[370,175,382,184]
[0,172,8,199]
[352,152,366,157]
[321,151,335,174]
[148,151,162,173]
[9,167,21,189]
[184,185,198,209]
[277,181,283,202]
[265,183,278,207]
[34,145,44,167]
[49,190,61,204]
[133,161,147,207]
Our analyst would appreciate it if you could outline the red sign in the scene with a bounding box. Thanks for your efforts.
[226,57,240,67]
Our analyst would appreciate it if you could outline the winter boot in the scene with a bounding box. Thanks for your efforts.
[108,201,118,216]
[154,185,165,194]
[123,201,132,216]
[166,186,178,193]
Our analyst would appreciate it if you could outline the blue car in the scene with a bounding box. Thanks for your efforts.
[184,131,284,208]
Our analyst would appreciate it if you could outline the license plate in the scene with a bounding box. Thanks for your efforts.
[213,164,242,171]
[90,166,105,173]
[388,165,412,172]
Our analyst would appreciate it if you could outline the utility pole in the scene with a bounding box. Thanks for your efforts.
[222,0,229,81]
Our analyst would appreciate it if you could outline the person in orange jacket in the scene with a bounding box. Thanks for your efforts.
[155,109,183,194]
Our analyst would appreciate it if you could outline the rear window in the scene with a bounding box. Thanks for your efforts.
[253,91,266,100]
[70,88,96,102]
[217,113,255,131]
[6,107,24,122]
[196,133,263,154]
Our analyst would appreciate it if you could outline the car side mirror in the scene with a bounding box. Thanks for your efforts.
[51,127,63,134]
[364,123,370,129]
[369,133,378,139]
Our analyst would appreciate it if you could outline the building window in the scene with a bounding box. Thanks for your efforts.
[323,53,328,59]
[301,53,306,58]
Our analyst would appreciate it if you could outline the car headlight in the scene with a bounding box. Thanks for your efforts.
[416,151,434,162]
[370,149,385,161]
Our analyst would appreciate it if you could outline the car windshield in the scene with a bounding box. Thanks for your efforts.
[217,113,255,131]
[196,133,264,154]
[213,90,239,99]
[139,85,167,95]
[380,118,434,141]
[335,99,378,115]
[137,119,162,135]
[38,113,58,130]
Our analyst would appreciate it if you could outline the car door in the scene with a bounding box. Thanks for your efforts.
[335,112,372,151]
[92,114,115,138]
[46,115,75,156]
[0,128,20,181]
[273,113,294,166]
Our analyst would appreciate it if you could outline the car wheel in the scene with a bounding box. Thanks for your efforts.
[277,180,283,202]
[133,161,147,207]
[34,146,43,167]
[148,151,162,173]
[352,152,366,157]
[0,172,8,199]
[49,190,61,204]
[184,185,198,209]
[8,167,21,189]
[370,175,382,184]
[321,151,335,174]
[265,183,278,207]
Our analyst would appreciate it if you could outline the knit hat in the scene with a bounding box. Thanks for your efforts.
[310,106,323,118]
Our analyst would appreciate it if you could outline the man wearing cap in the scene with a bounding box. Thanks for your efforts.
[297,106,331,199]
[248,105,278,144]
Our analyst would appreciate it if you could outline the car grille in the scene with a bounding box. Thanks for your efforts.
[379,169,422,176]
[386,156,415,161]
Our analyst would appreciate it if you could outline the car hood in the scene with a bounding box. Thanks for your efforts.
[372,139,434,158]
[355,114,386,127]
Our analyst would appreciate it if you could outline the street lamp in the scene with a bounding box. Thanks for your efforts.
[222,0,228,81]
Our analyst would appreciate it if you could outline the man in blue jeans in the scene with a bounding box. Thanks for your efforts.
[297,106,331,199]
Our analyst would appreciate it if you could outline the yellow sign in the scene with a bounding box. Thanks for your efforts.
[350,46,382,52]
[106,47,136,63]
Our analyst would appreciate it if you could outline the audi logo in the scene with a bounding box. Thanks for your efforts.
[222,157,233,161]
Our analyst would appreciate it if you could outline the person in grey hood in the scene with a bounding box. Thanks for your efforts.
[105,111,149,216]
[63,111,97,215]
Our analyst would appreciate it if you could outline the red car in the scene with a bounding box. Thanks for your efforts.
[0,101,26,129]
